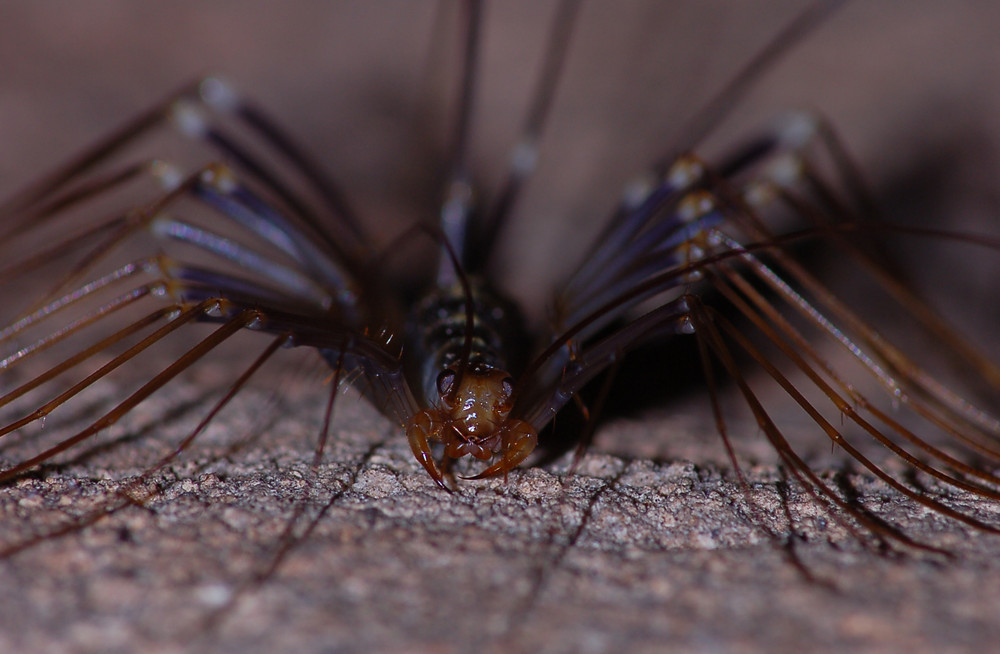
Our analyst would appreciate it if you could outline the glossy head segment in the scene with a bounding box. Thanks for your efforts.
[405,363,537,488]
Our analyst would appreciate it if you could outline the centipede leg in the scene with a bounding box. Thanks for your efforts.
[0,306,260,481]
[1,332,289,557]
[0,77,363,242]
[464,420,538,481]
[406,410,448,489]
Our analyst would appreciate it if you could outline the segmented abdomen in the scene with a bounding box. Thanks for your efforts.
[407,280,523,405]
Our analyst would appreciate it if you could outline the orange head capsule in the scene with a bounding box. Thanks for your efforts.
[405,361,537,487]
[435,363,515,440]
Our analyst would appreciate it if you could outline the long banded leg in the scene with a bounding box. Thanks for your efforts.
[718,233,1000,441]
[5,158,359,324]
[707,264,1000,489]
[0,306,264,481]
[520,298,695,429]
[0,201,341,438]
[681,231,1000,534]
[685,296,942,551]
[1,332,290,557]
[699,296,1000,541]
[741,145,1000,393]
[0,78,366,254]
[0,299,242,445]
[0,163,371,472]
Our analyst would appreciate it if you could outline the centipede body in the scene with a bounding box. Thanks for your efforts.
[1,3,1000,653]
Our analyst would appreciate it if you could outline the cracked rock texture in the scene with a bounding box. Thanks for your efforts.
[1,3,1000,653]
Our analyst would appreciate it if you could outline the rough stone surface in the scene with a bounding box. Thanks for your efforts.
[1,3,1000,653]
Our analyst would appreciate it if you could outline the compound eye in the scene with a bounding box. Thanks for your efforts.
[436,369,457,398]
[500,376,515,399]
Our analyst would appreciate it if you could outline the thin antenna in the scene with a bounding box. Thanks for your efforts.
[437,0,483,286]
[658,0,845,170]
[473,0,581,272]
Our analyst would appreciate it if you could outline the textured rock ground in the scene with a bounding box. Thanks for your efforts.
[3,383,1000,654]
[1,3,1000,653]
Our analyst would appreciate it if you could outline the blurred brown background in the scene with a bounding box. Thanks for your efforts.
[1,2,999,300]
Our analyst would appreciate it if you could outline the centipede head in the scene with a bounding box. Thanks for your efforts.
[406,360,539,487]
[435,361,515,459]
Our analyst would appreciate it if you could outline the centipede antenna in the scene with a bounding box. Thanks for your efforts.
[11,10,1000,638]
[436,0,483,285]
[658,0,845,165]
[474,0,581,271]
[430,221,477,396]
[447,0,482,195]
